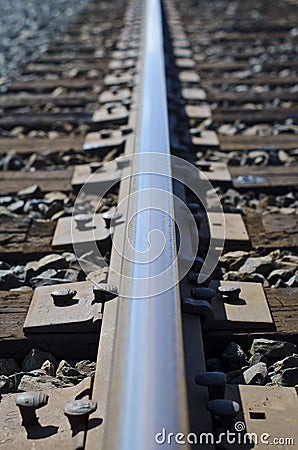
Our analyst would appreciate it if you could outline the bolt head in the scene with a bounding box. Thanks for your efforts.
[102,210,122,228]
[191,256,205,272]
[191,287,216,300]
[102,210,122,220]
[101,130,112,139]
[120,125,133,135]
[197,162,212,172]
[187,203,200,213]
[192,212,204,224]
[74,214,93,228]
[207,399,240,417]
[16,392,49,409]
[64,399,97,417]
[189,128,201,137]
[90,162,103,173]
[187,272,212,285]
[195,371,227,387]
[116,157,130,170]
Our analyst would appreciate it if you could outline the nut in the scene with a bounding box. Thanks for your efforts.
[102,210,122,229]
[195,372,226,399]
[90,162,103,173]
[191,287,216,300]
[64,399,97,417]
[16,391,49,426]
[187,203,200,213]
[64,399,97,432]
[74,214,93,231]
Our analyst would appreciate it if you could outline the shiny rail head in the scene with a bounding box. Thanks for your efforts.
[72,153,225,298]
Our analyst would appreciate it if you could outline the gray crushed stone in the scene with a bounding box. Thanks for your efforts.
[0,0,91,83]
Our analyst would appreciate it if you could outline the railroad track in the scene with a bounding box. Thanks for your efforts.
[0,0,297,448]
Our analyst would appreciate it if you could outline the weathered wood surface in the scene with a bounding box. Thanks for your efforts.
[0,216,56,257]
[219,134,298,151]
[0,110,126,130]
[197,49,297,61]
[0,290,31,341]
[230,165,298,190]
[0,137,84,154]
[197,61,298,72]
[0,112,93,130]
[36,54,105,63]
[191,31,292,41]
[0,290,98,361]
[24,220,58,254]
[46,44,98,54]
[0,286,296,364]
[203,76,298,87]
[0,216,30,250]
[0,94,97,109]
[214,108,298,125]
[0,169,73,193]
[205,288,298,352]
[190,20,292,32]
[1,287,295,343]
[23,63,105,76]
[245,211,298,250]
[8,79,96,92]
[207,90,298,104]
[265,288,298,336]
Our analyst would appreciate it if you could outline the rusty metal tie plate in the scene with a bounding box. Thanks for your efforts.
[185,104,212,120]
[182,87,207,101]
[52,214,111,251]
[191,130,220,148]
[0,378,92,450]
[83,130,124,151]
[99,88,131,104]
[24,281,103,333]
[209,281,274,329]
[197,161,231,185]
[111,49,138,60]
[178,70,200,83]
[72,163,121,193]
[104,73,134,86]
[209,212,250,250]
[176,57,196,69]
[231,165,298,191]
[92,105,128,124]
[109,59,135,71]
[224,384,297,449]
[245,211,298,250]
[174,47,192,58]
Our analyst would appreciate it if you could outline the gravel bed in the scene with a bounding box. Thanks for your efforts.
[205,339,298,387]
[0,0,91,84]
[0,348,96,392]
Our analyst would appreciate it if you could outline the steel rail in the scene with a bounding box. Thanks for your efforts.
[101,0,190,448]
